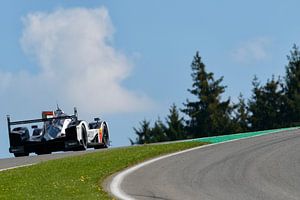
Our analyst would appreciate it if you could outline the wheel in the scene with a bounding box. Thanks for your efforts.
[94,123,109,149]
[77,125,87,151]
[102,123,109,148]
[14,152,29,157]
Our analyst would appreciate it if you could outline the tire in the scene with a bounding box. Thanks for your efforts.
[14,152,29,157]
[77,125,87,151]
[102,123,109,148]
[93,123,109,149]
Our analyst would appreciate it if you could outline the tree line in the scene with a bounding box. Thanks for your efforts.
[130,44,300,144]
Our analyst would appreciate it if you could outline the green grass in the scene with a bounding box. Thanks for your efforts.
[0,141,206,200]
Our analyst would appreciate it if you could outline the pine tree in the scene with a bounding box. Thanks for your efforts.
[248,76,261,130]
[150,117,168,143]
[182,51,232,138]
[232,93,250,133]
[284,44,300,126]
[248,76,285,130]
[165,104,186,140]
[131,119,152,144]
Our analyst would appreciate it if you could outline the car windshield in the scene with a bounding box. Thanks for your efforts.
[44,109,67,138]
[45,118,65,138]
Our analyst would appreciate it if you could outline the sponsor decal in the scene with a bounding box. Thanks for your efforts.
[98,127,103,143]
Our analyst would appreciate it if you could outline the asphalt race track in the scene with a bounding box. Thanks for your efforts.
[119,130,300,200]
[0,149,106,171]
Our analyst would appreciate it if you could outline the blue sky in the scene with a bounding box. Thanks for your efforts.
[0,0,299,158]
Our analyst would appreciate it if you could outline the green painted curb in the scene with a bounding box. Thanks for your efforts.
[192,127,299,144]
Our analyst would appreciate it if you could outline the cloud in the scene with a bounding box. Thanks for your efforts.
[0,7,153,116]
[231,37,271,64]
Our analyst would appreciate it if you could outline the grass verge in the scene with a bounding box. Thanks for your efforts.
[0,141,206,200]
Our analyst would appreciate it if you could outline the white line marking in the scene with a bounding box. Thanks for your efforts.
[0,163,35,172]
[109,128,298,200]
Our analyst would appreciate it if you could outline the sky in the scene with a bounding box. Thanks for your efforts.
[1,0,300,158]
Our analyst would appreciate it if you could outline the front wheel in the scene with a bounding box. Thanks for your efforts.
[76,125,87,151]
[94,123,109,149]
[102,123,109,148]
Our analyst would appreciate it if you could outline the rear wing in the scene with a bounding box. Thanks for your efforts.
[7,107,78,135]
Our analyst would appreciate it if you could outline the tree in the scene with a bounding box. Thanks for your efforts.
[248,76,261,130]
[131,119,152,144]
[130,118,168,144]
[182,51,232,138]
[232,93,250,133]
[165,104,186,140]
[248,76,286,130]
[284,44,300,126]
[150,117,168,143]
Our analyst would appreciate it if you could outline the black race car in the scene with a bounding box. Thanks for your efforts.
[7,107,110,157]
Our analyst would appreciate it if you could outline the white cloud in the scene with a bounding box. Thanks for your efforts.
[0,7,153,115]
[231,37,271,64]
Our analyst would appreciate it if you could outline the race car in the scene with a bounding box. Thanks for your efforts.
[7,107,110,157]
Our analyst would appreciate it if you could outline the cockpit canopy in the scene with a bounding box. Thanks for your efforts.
[43,109,69,139]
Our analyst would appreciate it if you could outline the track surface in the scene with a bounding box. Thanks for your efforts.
[120,130,300,200]
[0,149,106,171]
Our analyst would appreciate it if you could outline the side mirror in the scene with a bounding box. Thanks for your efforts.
[31,125,38,129]
[94,117,100,122]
